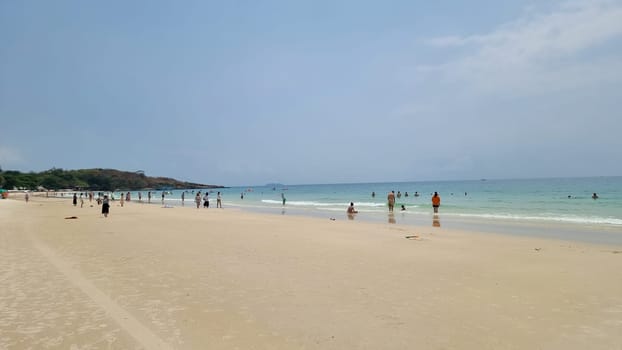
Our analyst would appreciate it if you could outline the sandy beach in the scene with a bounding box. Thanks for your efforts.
[1,196,621,349]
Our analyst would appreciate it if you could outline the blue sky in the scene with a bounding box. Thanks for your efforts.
[1,0,621,186]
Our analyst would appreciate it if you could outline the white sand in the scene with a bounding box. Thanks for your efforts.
[1,196,621,349]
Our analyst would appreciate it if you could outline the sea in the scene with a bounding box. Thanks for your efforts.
[117,176,622,244]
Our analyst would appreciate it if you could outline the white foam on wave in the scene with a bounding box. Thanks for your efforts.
[261,199,385,207]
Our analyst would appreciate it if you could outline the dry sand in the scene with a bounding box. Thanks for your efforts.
[1,196,621,349]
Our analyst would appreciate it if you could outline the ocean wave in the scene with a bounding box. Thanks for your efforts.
[451,212,622,226]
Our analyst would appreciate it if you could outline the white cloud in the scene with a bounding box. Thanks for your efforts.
[420,0,622,96]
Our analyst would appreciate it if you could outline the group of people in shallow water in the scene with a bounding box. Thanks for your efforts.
[387,190,440,213]
[371,191,420,199]
[348,191,442,215]
[353,190,602,216]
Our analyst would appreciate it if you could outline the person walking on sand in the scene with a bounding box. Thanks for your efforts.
[217,192,222,208]
[387,191,396,212]
[102,195,110,217]
[432,192,441,214]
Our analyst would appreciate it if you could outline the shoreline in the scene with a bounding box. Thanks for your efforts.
[8,193,622,245]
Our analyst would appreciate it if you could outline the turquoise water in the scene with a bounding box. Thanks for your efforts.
[117,176,622,241]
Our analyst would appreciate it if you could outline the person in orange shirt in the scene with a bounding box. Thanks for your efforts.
[432,192,441,214]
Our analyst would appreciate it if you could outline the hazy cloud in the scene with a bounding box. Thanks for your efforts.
[0,146,23,167]
[420,0,622,96]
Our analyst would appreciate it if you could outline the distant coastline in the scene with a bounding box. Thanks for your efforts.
[0,168,224,192]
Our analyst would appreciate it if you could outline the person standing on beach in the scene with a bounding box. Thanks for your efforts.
[181,191,185,206]
[161,192,165,205]
[217,192,222,208]
[387,191,395,212]
[73,193,78,206]
[148,191,152,203]
[282,193,286,206]
[432,192,441,214]
[24,192,29,202]
[203,192,209,208]
[195,192,201,208]
[120,193,124,207]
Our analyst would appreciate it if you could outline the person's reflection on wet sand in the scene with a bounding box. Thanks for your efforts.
[388,212,396,224]
[433,214,441,227]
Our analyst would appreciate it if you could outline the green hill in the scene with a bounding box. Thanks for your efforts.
[0,168,223,191]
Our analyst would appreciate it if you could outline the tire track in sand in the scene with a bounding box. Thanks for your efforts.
[33,237,174,350]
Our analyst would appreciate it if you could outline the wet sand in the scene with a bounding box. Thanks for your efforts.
[1,196,621,349]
